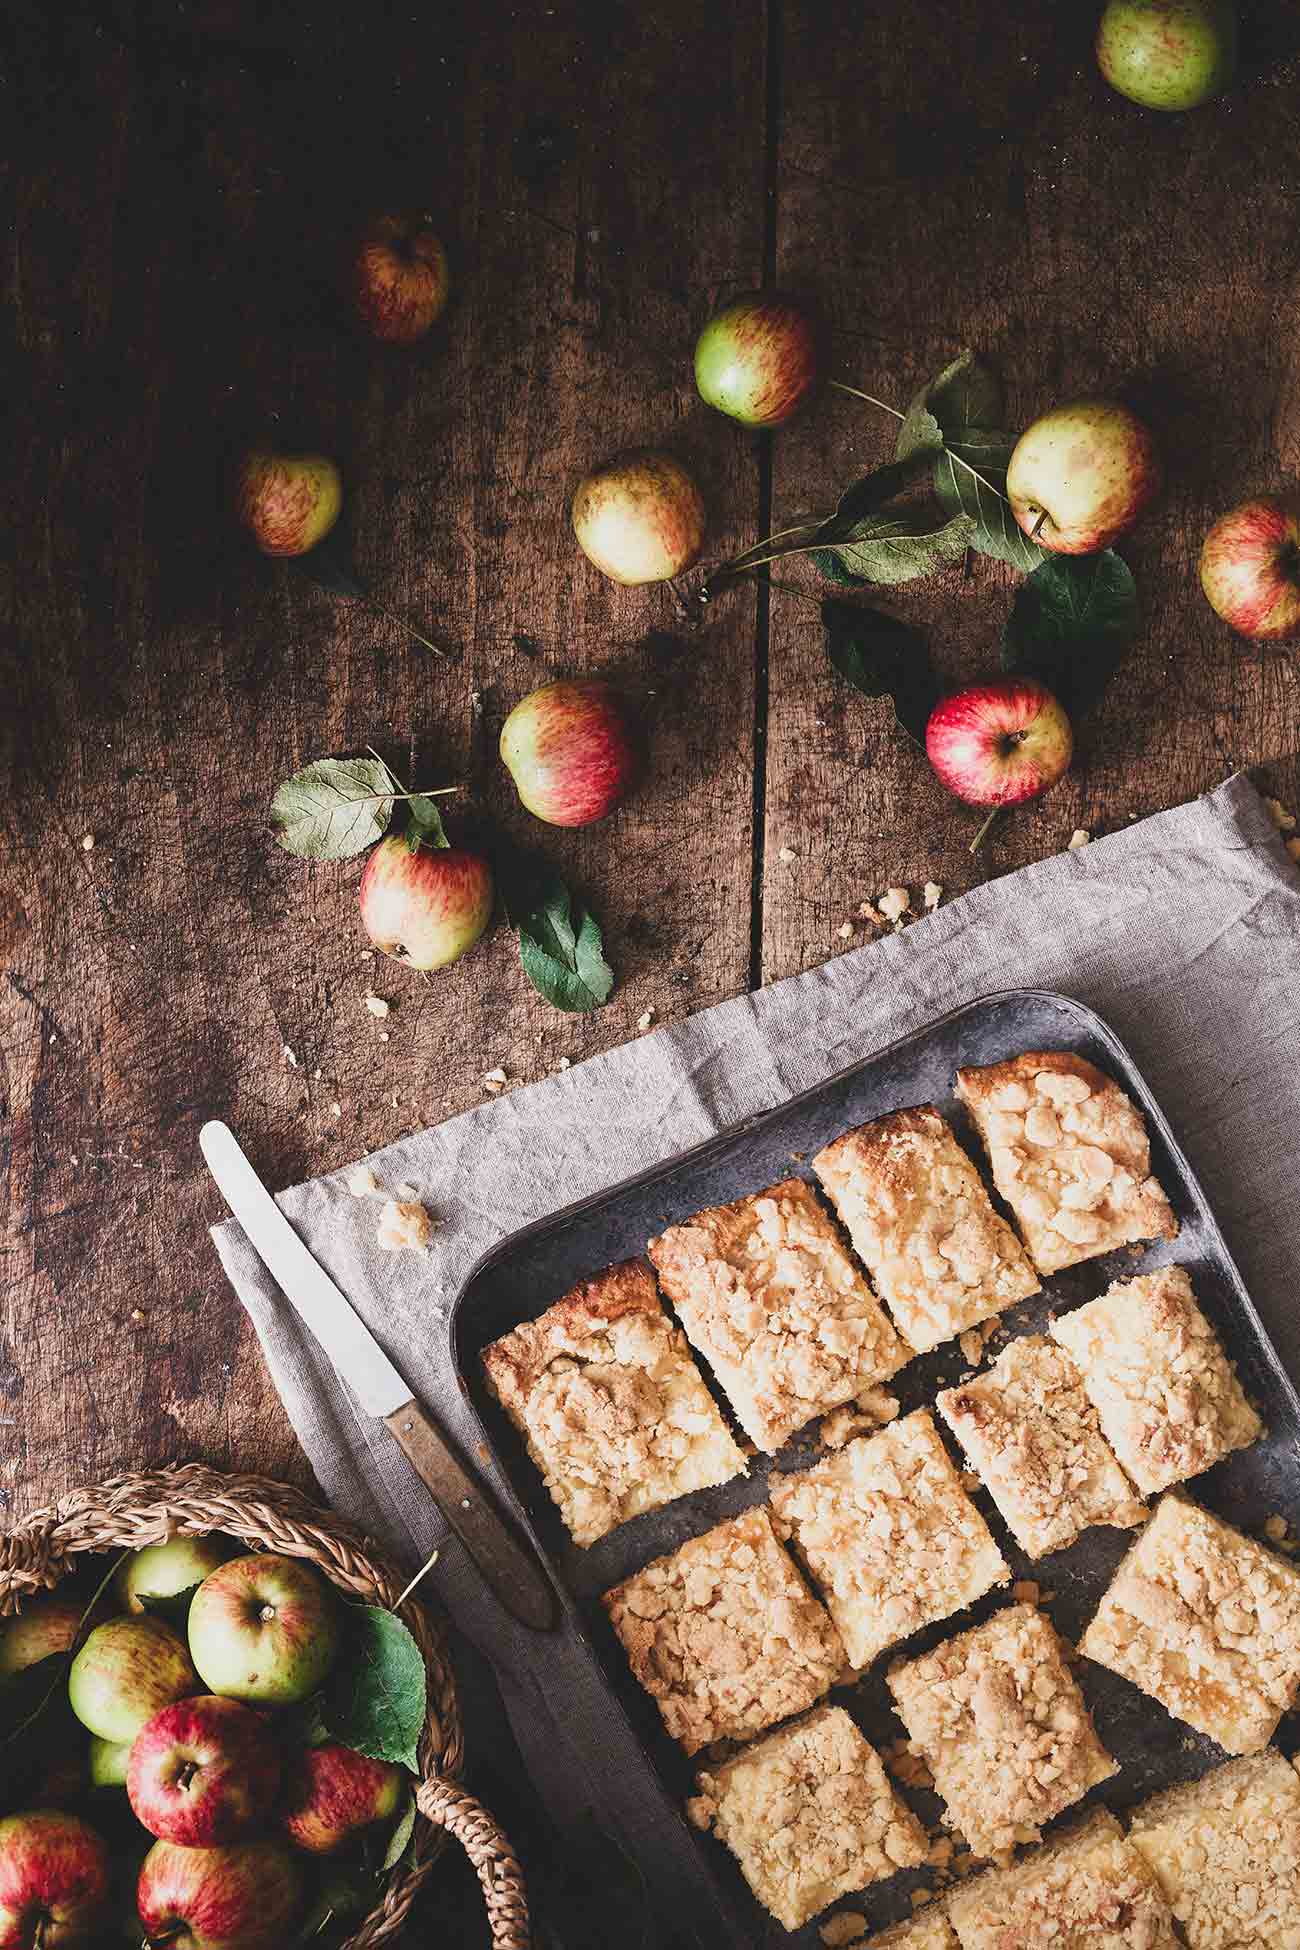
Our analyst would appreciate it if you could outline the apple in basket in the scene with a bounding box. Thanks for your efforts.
[0,1594,84,1678]
[186,1555,338,1707]
[67,1616,198,1745]
[89,1735,132,1788]
[571,449,706,585]
[128,1696,282,1847]
[0,1810,111,1950]
[136,1839,304,1950]
[116,1536,237,1620]
[282,1743,405,1854]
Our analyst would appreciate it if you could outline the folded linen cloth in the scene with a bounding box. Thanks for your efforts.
[212,776,1300,1932]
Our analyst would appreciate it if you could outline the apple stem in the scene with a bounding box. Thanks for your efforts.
[362,596,449,659]
[969,808,1004,855]
[1031,509,1049,540]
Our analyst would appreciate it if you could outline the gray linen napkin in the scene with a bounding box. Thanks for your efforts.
[212,775,1300,1915]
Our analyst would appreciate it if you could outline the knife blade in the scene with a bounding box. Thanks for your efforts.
[201,1119,556,1632]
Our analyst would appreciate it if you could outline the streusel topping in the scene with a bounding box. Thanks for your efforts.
[888,1603,1117,1858]
[602,1505,845,1753]
[937,1336,1146,1558]
[815,1107,1039,1353]
[649,1177,910,1453]
[1051,1266,1262,1496]
[1128,1750,1300,1950]
[947,1812,1179,1949]
[956,1052,1177,1275]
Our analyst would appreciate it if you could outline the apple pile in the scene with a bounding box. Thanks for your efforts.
[0,1541,411,1950]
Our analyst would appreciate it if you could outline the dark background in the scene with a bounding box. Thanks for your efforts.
[3,1,1299,1941]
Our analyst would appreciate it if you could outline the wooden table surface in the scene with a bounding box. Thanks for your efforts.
[5,0,1299,1547]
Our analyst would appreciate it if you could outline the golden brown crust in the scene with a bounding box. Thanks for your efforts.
[814,1107,1039,1354]
[1080,1495,1300,1754]
[601,1506,846,1754]
[1050,1266,1262,1497]
[956,1052,1177,1275]
[887,1603,1118,1858]
[481,1260,745,1547]
[769,1410,1009,1669]
[1128,1751,1300,1950]
[947,1812,1178,1949]
[688,1704,929,1930]
[937,1335,1146,1558]
[648,1177,911,1453]
[866,1915,959,1950]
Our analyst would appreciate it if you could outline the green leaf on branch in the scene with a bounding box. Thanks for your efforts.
[294,1864,375,1942]
[270,757,396,860]
[320,1606,426,1772]
[901,349,1005,449]
[822,600,938,747]
[1001,550,1138,716]
[404,793,450,851]
[826,449,939,528]
[819,511,977,587]
[517,874,615,1013]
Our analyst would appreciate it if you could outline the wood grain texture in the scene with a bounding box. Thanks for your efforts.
[763,0,1300,980]
[0,0,766,1523]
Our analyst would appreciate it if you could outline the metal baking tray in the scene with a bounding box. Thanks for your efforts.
[449,990,1300,1948]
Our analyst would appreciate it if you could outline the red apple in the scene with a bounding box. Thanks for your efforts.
[127,1696,281,1848]
[347,212,449,343]
[0,1810,110,1950]
[0,1597,83,1680]
[136,1840,303,1950]
[67,1617,197,1745]
[281,1744,404,1855]
[571,449,705,586]
[358,834,493,970]
[1006,398,1161,554]
[925,677,1073,807]
[186,1555,337,1708]
[1199,494,1300,641]
[694,294,818,427]
[499,679,638,827]
[233,451,342,557]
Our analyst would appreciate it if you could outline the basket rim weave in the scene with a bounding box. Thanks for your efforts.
[1,1460,530,1950]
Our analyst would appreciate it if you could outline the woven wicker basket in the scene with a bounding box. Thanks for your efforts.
[0,1462,530,1950]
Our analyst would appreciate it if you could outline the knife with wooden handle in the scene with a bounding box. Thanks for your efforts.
[201,1120,557,1632]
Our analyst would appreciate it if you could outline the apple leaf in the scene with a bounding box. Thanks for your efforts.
[380,1787,418,1871]
[934,435,1050,573]
[135,1581,204,1627]
[293,1864,374,1941]
[517,874,615,1013]
[906,349,1005,446]
[320,1606,426,1773]
[282,1692,331,1748]
[822,599,938,747]
[818,511,976,586]
[825,449,939,527]
[404,792,450,851]
[0,1652,68,1748]
[270,756,396,860]
[1001,550,1138,716]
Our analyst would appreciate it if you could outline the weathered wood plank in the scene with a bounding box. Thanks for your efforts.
[763,0,1300,980]
[0,0,767,1520]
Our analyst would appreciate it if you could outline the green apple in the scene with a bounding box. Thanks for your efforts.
[89,1735,132,1788]
[68,1617,197,1745]
[1006,397,1161,554]
[0,1593,83,1678]
[571,449,705,585]
[115,1536,236,1620]
[1096,0,1236,111]
[187,1555,338,1707]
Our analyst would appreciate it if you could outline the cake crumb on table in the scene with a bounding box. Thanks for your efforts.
[1264,796,1296,832]
[879,887,911,924]
[1067,829,1090,850]
[820,1914,867,1947]
[377,1198,433,1254]
[364,994,391,1018]
[347,1164,381,1199]
[923,882,943,910]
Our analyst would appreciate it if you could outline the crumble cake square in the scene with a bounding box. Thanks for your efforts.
[866,1915,959,1950]
[647,1177,911,1454]
[955,1052,1177,1276]
[947,1811,1179,1950]
[814,1106,1039,1354]
[1080,1494,1300,1754]
[768,1410,1009,1670]
[688,1703,929,1930]
[936,1335,1147,1558]
[887,1602,1118,1858]
[481,1259,745,1547]
[1050,1265,1262,1497]
[601,1505,846,1755]
[1128,1750,1300,1950]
